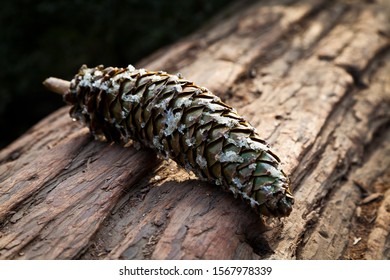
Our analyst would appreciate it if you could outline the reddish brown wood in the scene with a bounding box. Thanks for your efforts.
[1,0,390,259]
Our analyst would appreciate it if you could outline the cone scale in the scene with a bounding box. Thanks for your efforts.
[62,65,294,217]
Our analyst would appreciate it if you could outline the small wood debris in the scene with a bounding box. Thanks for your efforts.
[353,237,362,245]
[360,193,384,205]
[355,206,362,218]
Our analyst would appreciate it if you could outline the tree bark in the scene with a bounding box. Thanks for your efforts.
[1,0,390,260]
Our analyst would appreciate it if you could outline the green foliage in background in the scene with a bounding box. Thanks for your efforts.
[0,0,234,148]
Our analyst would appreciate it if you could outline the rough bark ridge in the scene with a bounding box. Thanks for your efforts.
[0,0,389,259]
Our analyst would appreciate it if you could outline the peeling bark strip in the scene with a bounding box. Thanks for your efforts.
[1,0,390,259]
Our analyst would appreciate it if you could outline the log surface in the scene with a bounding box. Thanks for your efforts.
[1,0,390,259]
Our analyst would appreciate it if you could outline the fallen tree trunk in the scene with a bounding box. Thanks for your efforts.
[1,0,389,259]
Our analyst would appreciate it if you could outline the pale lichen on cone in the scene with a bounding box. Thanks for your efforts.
[49,64,294,217]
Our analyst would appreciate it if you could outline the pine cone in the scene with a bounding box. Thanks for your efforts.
[65,65,294,217]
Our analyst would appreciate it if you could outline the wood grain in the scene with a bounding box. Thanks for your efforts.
[1,0,389,259]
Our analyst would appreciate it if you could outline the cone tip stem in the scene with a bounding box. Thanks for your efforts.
[43,77,70,95]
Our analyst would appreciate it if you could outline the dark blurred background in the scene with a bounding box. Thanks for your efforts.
[0,0,234,149]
